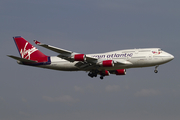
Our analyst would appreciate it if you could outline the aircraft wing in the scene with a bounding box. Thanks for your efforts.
[33,40,132,68]
[33,40,73,55]
[34,40,97,63]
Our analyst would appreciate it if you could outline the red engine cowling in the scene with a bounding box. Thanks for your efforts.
[100,70,110,76]
[100,60,114,67]
[115,69,126,75]
[73,54,86,61]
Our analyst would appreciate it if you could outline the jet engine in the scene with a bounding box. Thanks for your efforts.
[99,60,114,67]
[72,54,86,61]
[115,69,126,75]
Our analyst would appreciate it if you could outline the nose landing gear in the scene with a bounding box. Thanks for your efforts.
[154,65,159,73]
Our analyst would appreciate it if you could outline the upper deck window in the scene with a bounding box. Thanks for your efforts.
[139,50,151,52]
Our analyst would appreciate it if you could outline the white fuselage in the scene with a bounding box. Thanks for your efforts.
[38,48,174,71]
[10,36,174,79]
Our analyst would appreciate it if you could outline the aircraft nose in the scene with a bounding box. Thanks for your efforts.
[166,53,174,61]
[170,54,174,60]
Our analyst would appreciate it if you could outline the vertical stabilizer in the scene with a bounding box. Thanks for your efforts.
[13,36,48,63]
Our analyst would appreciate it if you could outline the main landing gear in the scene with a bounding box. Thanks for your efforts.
[154,65,159,73]
[88,71,98,78]
[88,70,105,80]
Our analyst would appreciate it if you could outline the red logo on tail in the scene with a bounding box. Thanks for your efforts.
[13,36,48,62]
[20,42,38,60]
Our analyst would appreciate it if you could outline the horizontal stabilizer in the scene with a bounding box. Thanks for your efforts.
[7,55,37,63]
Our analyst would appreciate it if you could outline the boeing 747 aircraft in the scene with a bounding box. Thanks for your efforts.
[8,36,174,79]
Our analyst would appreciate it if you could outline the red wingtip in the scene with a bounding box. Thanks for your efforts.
[33,40,41,45]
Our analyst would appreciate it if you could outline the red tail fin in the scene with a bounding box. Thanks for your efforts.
[13,36,48,63]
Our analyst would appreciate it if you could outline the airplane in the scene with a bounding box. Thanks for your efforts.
[8,36,174,79]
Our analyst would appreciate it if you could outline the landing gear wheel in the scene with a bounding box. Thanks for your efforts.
[154,70,158,73]
[100,76,104,80]
[88,71,98,78]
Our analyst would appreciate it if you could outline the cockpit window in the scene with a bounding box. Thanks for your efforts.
[158,48,162,51]
[152,49,162,55]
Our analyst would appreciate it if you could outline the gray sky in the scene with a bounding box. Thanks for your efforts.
[1,0,180,120]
